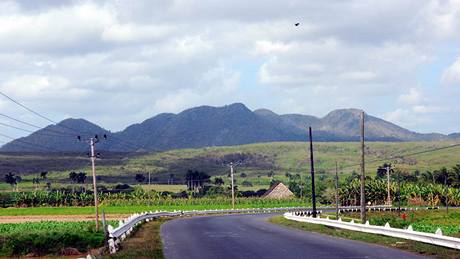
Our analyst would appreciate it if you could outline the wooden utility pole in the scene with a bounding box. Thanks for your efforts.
[90,137,99,231]
[309,127,317,218]
[386,165,391,205]
[360,111,366,223]
[78,134,106,231]
[445,176,449,214]
[397,169,401,216]
[335,161,339,219]
[230,162,235,209]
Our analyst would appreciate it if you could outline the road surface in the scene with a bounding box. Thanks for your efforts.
[161,213,426,259]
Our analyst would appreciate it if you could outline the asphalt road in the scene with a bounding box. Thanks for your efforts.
[161,213,427,259]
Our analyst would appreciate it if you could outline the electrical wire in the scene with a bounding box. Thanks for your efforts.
[0,92,57,125]
[0,91,146,152]
[0,121,71,138]
[0,113,73,137]
[0,132,63,152]
[323,142,460,173]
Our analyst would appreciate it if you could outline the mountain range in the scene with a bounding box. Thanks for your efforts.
[1,103,458,152]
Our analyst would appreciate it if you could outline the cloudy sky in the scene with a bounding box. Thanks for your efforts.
[0,0,459,140]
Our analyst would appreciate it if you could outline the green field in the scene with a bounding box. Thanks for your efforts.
[0,198,306,216]
[0,221,107,256]
[2,141,460,192]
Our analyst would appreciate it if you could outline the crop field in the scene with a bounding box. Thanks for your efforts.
[0,197,306,216]
[1,141,460,192]
[0,220,112,256]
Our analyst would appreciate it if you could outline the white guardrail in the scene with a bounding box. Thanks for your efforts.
[284,211,460,250]
[107,207,306,254]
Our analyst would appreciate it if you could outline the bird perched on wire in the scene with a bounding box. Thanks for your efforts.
[295,23,300,26]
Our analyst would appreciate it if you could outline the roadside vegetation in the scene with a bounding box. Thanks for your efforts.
[0,221,110,257]
[108,218,168,259]
[270,216,460,258]
[0,197,304,216]
[340,209,460,237]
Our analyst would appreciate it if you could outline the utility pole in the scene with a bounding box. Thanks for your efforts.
[309,127,317,218]
[397,168,401,216]
[224,161,241,209]
[78,134,106,231]
[90,137,98,231]
[360,111,366,223]
[386,164,391,205]
[230,162,236,209]
[445,175,449,214]
[335,161,339,219]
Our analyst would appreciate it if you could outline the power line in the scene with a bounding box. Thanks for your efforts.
[0,91,145,152]
[0,92,57,125]
[329,142,460,173]
[0,113,73,137]
[0,132,63,152]
[0,121,70,138]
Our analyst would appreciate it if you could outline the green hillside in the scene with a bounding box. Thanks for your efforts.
[1,141,459,191]
[124,141,460,180]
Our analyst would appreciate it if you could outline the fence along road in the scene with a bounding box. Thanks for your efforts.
[285,211,460,250]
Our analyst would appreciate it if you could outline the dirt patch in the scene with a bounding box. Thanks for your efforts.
[0,214,128,223]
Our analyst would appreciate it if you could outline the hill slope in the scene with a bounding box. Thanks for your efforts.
[0,119,112,152]
[0,103,455,152]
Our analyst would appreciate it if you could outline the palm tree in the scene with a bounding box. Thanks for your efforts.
[40,171,48,180]
[40,171,49,190]
[451,164,460,187]
[135,173,146,184]
[421,171,435,184]
[76,172,87,191]
[214,177,224,186]
[4,172,17,191]
[69,171,78,192]
[32,178,40,190]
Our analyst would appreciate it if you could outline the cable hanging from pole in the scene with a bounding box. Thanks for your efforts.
[321,142,460,174]
[0,90,146,152]
[0,113,73,137]
[0,131,64,152]
[0,121,72,138]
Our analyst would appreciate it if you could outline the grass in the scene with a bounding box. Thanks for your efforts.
[269,216,460,258]
[108,218,168,259]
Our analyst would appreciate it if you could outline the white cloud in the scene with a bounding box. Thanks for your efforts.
[384,108,429,128]
[0,3,114,53]
[102,24,176,43]
[412,105,443,114]
[1,75,89,100]
[398,88,422,105]
[0,0,459,137]
[441,58,460,86]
